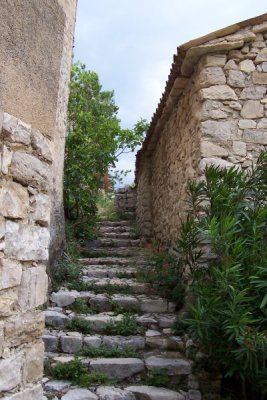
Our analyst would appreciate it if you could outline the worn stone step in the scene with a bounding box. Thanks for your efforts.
[97,220,132,227]
[126,386,186,400]
[50,289,176,314]
[82,266,136,279]
[99,231,138,239]
[98,225,132,233]
[43,331,146,353]
[81,277,147,294]
[79,257,145,266]
[84,247,141,257]
[145,355,192,376]
[88,238,140,248]
[44,309,177,333]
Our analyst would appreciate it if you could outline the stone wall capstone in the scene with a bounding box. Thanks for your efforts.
[136,15,267,246]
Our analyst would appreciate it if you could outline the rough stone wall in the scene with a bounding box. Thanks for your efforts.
[115,188,137,217]
[136,19,267,246]
[0,1,76,399]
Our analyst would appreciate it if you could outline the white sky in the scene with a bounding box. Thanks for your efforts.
[74,1,267,185]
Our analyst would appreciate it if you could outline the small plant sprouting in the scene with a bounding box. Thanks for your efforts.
[104,313,145,336]
[65,317,93,335]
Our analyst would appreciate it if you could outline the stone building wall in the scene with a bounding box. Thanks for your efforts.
[0,1,76,399]
[115,188,137,218]
[136,15,267,246]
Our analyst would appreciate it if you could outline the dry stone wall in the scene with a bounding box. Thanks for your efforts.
[0,1,77,398]
[136,17,267,246]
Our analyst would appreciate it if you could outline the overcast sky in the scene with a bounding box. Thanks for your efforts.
[74,1,267,185]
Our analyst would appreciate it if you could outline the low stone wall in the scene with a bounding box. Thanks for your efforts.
[0,112,50,398]
[136,17,267,246]
[115,188,137,217]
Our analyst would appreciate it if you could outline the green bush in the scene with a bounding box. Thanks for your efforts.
[46,357,110,387]
[179,152,267,399]
[104,313,145,336]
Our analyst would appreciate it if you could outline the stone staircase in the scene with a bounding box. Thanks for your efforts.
[42,220,202,400]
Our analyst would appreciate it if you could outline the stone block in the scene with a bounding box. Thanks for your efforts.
[4,384,43,400]
[243,130,267,144]
[239,59,255,72]
[233,141,247,156]
[44,380,71,393]
[102,335,145,350]
[31,129,53,162]
[43,334,59,352]
[60,334,83,353]
[10,152,50,191]
[2,112,31,145]
[24,341,44,383]
[145,356,192,375]
[50,290,77,307]
[62,389,98,400]
[126,386,185,400]
[0,258,22,290]
[196,67,226,88]
[201,100,228,120]
[255,48,267,64]
[0,352,23,391]
[257,118,267,128]
[84,335,102,348]
[252,22,267,33]
[199,54,227,68]
[201,120,238,140]
[44,310,69,329]
[200,141,228,157]
[226,30,256,42]
[97,387,135,400]
[18,265,48,311]
[30,193,51,226]
[240,86,266,99]
[0,181,29,219]
[241,100,264,119]
[252,71,267,84]
[227,70,245,87]
[200,84,237,101]
[0,288,17,317]
[199,158,234,172]
[90,358,145,380]
[238,119,257,129]
[1,145,13,174]
[5,221,50,261]
[5,311,44,347]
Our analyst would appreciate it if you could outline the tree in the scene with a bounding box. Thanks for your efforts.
[64,61,148,229]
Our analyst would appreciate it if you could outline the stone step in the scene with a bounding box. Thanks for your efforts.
[43,332,146,353]
[44,310,177,333]
[43,330,184,354]
[43,383,188,400]
[81,277,147,294]
[98,225,132,234]
[50,289,176,313]
[87,238,140,248]
[79,257,146,267]
[99,231,138,239]
[126,386,186,400]
[82,266,136,279]
[83,247,141,257]
[97,220,132,227]
[46,353,192,381]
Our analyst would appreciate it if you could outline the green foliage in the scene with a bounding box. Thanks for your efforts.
[145,368,170,387]
[64,61,148,233]
[79,345,138,358]
[104,313,145,336]
[46,357,111,387]
[180,152,267,397]
[137,251,185,307]
[51,254,82,290]
[65,317,93,334]
[69,298,96,314]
